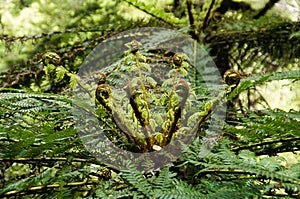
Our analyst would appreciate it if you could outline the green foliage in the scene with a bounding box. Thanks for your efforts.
[0,0,300,198]
[228,70,300,100]
[93,46,204,153]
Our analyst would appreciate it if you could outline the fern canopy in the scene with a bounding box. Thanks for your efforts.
[0,0,299,198]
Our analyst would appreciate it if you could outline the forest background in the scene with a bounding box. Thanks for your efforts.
[0,0,299,198]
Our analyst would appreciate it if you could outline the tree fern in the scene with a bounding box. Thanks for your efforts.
[1,1,300,198]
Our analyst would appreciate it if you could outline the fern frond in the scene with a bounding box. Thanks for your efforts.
[152,167,177,190]
[154,179,205,199]
[227,70,300,100]
[120,167,153,197]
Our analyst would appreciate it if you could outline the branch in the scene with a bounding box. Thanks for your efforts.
[198,168,300,185]
[232,137,300,153]
[199,0,216,31]
[206,22,299,44]
[2,179,95,197]
[254,0,280,19]
[199,169,252,175]
[121,0,174,27]
[186,0,199,40]
[1,68,44,88]
[0,156,120,173]
[0,28,112,42]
